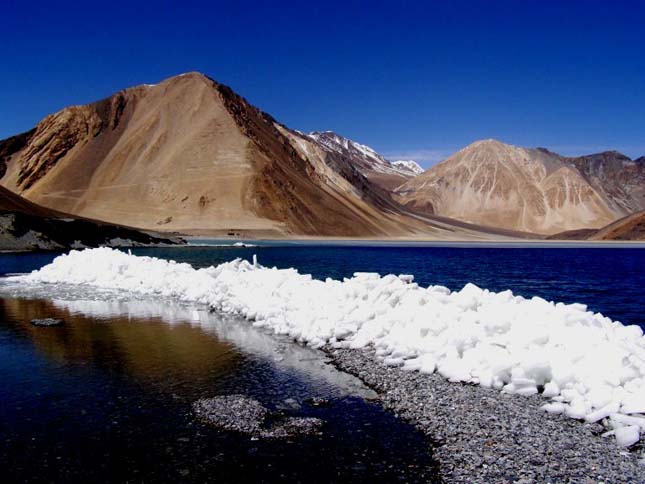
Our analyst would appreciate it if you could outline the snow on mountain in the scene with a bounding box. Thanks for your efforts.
[392,160,424,175]
[308,131,421,190]
[308,131,391,171]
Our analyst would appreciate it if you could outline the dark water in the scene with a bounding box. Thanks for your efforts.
[0,297,436,484]
[0,244,643,483]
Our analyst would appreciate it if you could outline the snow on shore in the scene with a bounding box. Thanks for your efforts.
[12,248,645,446]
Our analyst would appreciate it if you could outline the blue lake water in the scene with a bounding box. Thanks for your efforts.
[3,244,641,326]
[0,244,643,483]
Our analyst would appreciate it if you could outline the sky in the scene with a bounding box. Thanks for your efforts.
[1,0,644,167]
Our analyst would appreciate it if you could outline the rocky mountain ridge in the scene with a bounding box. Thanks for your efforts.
[0,73,497,240]
[1,72,642,238]
[307,131,422,190]
[395,139,644,234]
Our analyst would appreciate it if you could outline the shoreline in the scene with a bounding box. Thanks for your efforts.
[2,237,643,255]
[6,246,644,482]
[183,236,645,249]
[325,347,644,484]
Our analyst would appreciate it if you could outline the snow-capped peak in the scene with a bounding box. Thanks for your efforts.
[307,131,422,179]
[392,160,424,175]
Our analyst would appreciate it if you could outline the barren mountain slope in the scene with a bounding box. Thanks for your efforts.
[548,211,645,241]
[308,131,421,190]
[0,74,409,236]
[0,73,499,239]
[0,180,61,217]
[395,139,634,234]
[0,186,181,251]
[589,211,645,241]
[566,151,645,214]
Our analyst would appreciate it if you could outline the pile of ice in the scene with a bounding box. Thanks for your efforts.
[12,248,645,447]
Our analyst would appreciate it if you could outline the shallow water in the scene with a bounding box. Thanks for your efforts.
[0,295,437,483]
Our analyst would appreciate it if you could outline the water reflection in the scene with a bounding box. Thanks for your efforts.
[0,286,375,400]
[0,298,238,384]
[0,291,436,484]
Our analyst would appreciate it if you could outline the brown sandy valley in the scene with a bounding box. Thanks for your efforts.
[395,139,645,235]
[0,72,531,241]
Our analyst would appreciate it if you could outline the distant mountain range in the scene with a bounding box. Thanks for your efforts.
[0,72,643,240]
[395,139,644,234]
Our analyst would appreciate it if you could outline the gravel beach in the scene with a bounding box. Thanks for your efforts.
[193,395,324,439]
[327,347,644,484]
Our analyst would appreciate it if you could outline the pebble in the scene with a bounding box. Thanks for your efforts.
[305,397,331,408]
[327,347,645,484]
[193,395,268,434]
[193,395,323,439]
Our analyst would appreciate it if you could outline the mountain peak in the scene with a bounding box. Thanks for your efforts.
[392,160,424,175]
[169,71,210,80]
[396,136,645,235]
[0,73,437,238]
[158,71,214,86]
[470,138,511,149]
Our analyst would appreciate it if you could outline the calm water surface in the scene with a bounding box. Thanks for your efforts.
[0,244,643,483]
[0,295,436,483]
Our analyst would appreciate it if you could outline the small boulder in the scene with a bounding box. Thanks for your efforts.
[193,395,268,434]
[193,394,324,439]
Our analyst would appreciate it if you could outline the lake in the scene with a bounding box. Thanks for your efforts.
[4,244,640,326]
[0,244,643,483]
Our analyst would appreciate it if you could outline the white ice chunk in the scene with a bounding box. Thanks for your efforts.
[615,425,640,447]
[541,402,566,414]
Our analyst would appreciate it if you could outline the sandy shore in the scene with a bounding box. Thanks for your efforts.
[326,347,644,484]
[181,234,645,248]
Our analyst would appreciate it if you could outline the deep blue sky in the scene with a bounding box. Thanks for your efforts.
[1,0,643,166]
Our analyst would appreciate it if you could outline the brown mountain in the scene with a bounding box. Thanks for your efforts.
[0,186,182,251]
[0,179,60,217]
[395,139,644,235]
[0,72,520,240]
[590,211,645,240]
[566,151,644,214]
[548,211,645,241]
[0,73,412,237]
